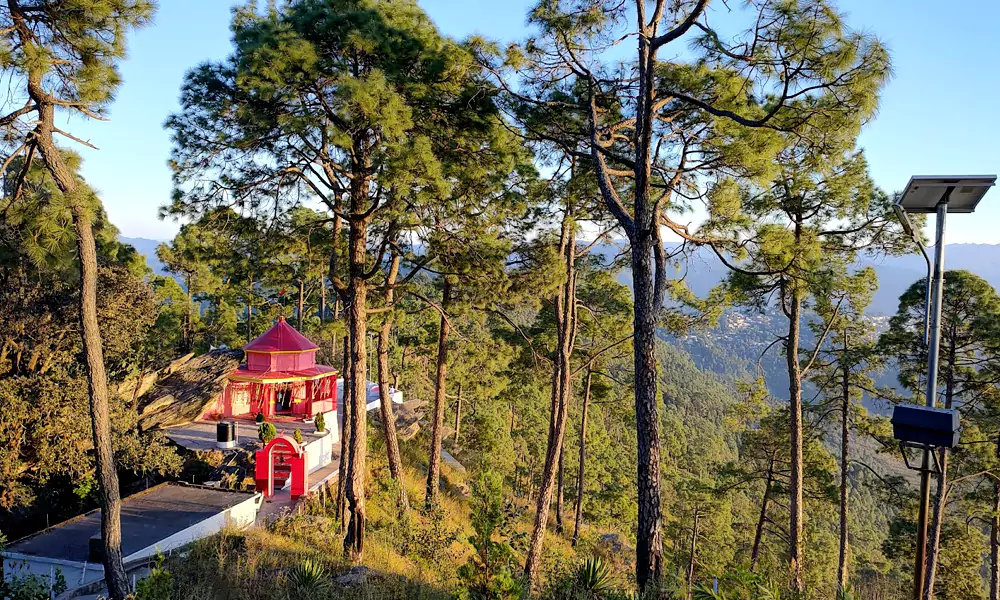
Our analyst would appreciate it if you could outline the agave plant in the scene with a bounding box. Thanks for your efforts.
[576,556,614,596]
[289,558,331,593]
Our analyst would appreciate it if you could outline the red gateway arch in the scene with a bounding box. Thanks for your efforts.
[254,435,308,499]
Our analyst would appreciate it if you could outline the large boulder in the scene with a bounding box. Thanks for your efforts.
[138,349,244,429]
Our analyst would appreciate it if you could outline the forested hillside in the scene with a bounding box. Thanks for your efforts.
[5,1,1000,600]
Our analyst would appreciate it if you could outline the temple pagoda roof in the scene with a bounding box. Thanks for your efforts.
[244,317,319,353]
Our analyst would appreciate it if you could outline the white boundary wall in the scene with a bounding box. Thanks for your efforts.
[2,492,262,589]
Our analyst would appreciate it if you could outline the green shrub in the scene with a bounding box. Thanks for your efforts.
[576,556,613,595]
[255,411,265,424]
[288,558,331,594]
[314,412,325,433]
[0,567,65,600]
[258,421,277,444]
[135,554,173,600]
[692,568,784,600]
[456,470,522,600]
[293,428,304,444]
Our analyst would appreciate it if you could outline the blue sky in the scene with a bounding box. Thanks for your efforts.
[72,0,1000,244]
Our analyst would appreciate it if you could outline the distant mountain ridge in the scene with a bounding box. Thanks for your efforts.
[121,235,1000,315]
[590,241,1000,316]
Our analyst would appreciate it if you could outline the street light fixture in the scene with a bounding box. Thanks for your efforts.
[892,204,931,346]
[893,174,995,600]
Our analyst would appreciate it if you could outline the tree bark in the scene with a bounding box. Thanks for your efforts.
[838,330,851,593]
[336,332,352,528]
[246,275,254,344]
[342,188,369,559]
[297,279,305,330]
[25,92,130,599]
[572,368,592,546]
[686,508,700,600]
[992,435,1000,600]
[425,278,452,507]
[184,273,193,352]
[523,216,577,591]
[786,282,805,592]
[923,331,957,600]
[631,232,664,589]
[453,383,463,451]
[750,458,774,572]
[555,441,565,534]
[377,250,407,512]
[319,276,326,324]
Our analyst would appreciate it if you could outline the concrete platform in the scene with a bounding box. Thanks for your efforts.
[165,418,328,452]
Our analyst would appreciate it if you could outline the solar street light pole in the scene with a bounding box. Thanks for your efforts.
[913,188,952,600]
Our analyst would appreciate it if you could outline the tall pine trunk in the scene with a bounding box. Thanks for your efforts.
[453,383,463,451]
[377,251,407,512]
[838,330,851,592]
[524,216,577,590]
[297,279,305,330]
[319,276,326,324]
[572,368,592,546]
[336,333,351,527]
[786,283,805,592]
[425,279,451,507]
[246,275,254,344]
[750,457,774,572]
[555,450,565,534]
[631,232,663,588]
[686,508,700,600]
[29,99,130,600]
[342,159,370,557]
[992,435,1000,600]
[184,273,193,352]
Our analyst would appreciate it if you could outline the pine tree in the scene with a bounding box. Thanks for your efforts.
[880,271,1000,599]
[0,3,154,598]
[498,0,890,589]
[807,267,880,592]
[704,146,904,589]
[166,0,521,558]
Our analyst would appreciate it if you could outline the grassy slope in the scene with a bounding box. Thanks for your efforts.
[160,435,606,600]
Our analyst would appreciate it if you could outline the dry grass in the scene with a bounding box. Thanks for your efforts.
[156,434,616,599]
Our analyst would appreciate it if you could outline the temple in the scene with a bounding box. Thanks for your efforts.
[202,317,338,420]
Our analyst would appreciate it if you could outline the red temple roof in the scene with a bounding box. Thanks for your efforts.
[229,364,336,382]
[244,317,318,353]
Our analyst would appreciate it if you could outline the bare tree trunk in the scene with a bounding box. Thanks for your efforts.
[25,95,130,600]
[837,331,851,593]
[377,250,407,512]
[342,181,369,558]
[336,332,352,527]
[246,276,254,344]
[631,232,663,589]
[923,449,948,600]
[425,279,451,507]
[924,335,956,600]
[572,368,592,546]
[297,279,305,330]
[786,281,805,592]
[750,458,774,572]
[319,277,326,324]
[523,217,577,591]
[686,508,700,600]
[453,383,463,451]
[555,445,565,534]
[992,435,1000,600]
[184,273,193,352]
